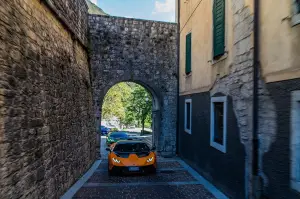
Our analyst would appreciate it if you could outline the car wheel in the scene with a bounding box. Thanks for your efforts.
[153,168,157,174]
[108,169,115,176]
[108,163,115,176]
[149,167,156,175]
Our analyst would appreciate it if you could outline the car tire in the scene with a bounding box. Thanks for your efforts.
[108,169,115,176]
[149,167,156,175]
[108,163,115,176]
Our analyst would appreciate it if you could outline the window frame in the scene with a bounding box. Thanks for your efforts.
[290,90,300,192]
[292,0,300,26]
[211,0,228,63]
[184,99,192,134]
[185,32,192,75]
[210,96,227,153]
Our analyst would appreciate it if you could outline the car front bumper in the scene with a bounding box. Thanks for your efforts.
[110,165,156,174]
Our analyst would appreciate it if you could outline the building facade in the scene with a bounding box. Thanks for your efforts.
[259,1,300,199]
[178,0,300,198]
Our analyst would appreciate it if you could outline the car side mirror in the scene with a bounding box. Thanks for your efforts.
[151,146,156,151]
[106,148,111,152]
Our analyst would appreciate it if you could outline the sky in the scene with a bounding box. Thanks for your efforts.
[90,0,176,22]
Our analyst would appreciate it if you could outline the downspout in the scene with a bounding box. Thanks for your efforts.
[252,0,262,197]
[176,0,180,155]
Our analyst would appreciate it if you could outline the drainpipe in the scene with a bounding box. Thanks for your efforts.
[252,0,262,198]
[176,0,180,155]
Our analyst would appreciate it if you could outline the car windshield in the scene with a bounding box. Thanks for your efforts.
[113,143,150,153]
[109,132,128,138]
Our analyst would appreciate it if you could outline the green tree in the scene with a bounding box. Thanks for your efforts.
[102,82,152,130]
[126,85,152,133]
[102,83,131,124]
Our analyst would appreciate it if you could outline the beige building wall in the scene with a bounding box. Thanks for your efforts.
[260,0,300,83]
[179,0,300,87]
[179,0,239,95]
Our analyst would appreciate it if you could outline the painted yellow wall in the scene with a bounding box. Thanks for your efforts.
[179,0,235,95]
[260,0,300,83]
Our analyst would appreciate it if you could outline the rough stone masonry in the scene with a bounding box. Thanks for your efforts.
[0,0,95,198]
[89,15,178,157]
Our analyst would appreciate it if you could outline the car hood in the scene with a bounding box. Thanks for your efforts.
[108,137,126,141]
[114,151,150,158]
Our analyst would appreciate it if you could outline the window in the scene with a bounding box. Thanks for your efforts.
[291,91,300,192]
[292,0,300,26]
[184,99,192,134]
[185,33,192,74]
[210,96,227,153]
[213,0,225,58]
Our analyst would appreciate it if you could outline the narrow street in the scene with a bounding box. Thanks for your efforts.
[62,137,228,199]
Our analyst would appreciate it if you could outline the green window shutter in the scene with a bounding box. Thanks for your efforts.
[185,33,192,74]
[213,0,225,58]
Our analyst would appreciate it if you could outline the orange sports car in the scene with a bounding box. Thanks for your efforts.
[106,140,157,175]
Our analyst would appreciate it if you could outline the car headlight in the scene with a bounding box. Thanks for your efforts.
[147,157,154,163]
[112,158,120,163]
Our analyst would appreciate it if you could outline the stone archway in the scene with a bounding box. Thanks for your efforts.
[98,80,161,150]
[89,15,178,157]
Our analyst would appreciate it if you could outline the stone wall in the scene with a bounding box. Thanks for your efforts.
[45,0,89,46]
[0,0,95,198]
[89,15,178,156]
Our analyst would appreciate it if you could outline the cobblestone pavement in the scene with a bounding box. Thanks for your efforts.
[62,138,227,199]
[72,159,217,199]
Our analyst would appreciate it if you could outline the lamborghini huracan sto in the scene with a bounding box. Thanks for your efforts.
[106,140,157,175]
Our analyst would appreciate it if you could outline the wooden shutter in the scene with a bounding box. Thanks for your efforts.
[213,0,225,58]
[185,33,192,74]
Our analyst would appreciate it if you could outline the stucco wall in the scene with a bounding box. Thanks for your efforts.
[0,1,95,198]
[179,93,246,198]
[260,0,300,83]
[263,79,300,199]
[179,0,235,95]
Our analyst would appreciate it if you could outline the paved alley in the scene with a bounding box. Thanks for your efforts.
[61,137,228,199]
[72,159,219,199]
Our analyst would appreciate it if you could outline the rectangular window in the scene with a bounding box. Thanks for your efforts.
[184,99,192,134]
[213,0,225,58]
[185,33,192,74]
[210,96,227,153]
[214,102,224,145]
[291,91,300,192]
[292,0,300,26]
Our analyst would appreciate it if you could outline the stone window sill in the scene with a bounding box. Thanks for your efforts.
[209,51,229,65]
[185,72,192,78]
